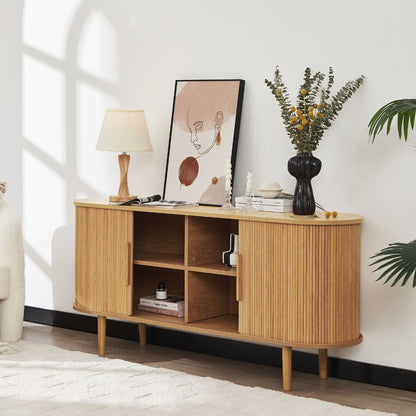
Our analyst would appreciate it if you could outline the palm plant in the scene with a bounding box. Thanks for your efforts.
[368,99,416,142]
[368,98,416,287]
[370,242,416,287]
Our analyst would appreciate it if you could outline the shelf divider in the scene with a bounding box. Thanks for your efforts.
[134,252,185,270]
[188,264,237,276]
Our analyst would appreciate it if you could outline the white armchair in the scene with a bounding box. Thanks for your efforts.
[0,197,25,342]
[0,265,10,300]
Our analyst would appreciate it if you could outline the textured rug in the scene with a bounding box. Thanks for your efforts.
[0,341,396,416]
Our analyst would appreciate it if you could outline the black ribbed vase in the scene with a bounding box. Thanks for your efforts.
[287,153,322,215]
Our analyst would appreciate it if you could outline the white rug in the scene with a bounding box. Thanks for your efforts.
[0,341,396,416]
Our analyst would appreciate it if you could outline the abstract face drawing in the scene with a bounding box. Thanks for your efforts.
[186,108,224,156]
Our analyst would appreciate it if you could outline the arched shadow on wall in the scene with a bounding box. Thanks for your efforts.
[21,0,138,311]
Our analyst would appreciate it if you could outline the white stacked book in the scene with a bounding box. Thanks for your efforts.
[138,295,184,317]
[235,195,293,213]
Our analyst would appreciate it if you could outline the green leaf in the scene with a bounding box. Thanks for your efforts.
[368,99,416,142]
[397,111,403,139]
[399,265,416,286]
[370,240,416,287]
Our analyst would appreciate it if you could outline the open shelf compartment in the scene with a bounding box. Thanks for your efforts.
[187,271,238,324]
[187,216,238,272]
[133,265,185,320]
[134,212,185,268]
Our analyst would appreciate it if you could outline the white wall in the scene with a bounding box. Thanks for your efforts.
[1,0,415,371]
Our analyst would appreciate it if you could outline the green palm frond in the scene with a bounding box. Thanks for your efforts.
[370,240,416,287]
[368,99,416,142]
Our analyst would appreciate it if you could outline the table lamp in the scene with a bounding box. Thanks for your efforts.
[96,109,152,203]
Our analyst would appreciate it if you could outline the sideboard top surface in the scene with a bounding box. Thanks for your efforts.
[74,198,363,225]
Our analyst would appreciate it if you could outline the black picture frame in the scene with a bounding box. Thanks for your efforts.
[163,79,245,206]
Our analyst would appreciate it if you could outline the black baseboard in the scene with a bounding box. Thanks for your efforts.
[24,306,416,392]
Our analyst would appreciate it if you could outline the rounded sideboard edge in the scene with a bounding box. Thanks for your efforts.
[74,198,363,226]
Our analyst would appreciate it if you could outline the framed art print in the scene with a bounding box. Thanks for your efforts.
[163,79,245,206]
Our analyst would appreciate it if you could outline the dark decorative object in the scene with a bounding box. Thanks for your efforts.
[288,153,321,215]
[156,282,167,299]
[222,234,239,267]
[265,66,363,216]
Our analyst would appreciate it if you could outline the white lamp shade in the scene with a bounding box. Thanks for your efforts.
[96,109,152,152]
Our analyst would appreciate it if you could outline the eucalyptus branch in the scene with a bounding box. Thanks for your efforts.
[265,66,365,154]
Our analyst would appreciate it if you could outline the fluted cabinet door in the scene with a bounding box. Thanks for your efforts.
[238,220,361,347]
[75,207,134,316]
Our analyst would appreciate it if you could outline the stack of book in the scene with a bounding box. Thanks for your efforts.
[137,295,184,317]
[235,195,293,213]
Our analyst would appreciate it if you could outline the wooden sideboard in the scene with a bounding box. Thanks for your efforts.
[74,199,363,391]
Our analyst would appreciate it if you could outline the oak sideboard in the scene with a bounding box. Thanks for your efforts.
[74,199,363,391]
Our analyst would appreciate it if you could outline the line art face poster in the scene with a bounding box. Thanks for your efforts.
[163,80,244,205]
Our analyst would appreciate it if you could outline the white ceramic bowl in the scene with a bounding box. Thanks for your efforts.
[258,188,283,198]
[258,181,283,198]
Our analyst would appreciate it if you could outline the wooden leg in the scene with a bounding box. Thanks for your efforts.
[138,323,147,346]
[282,346,292,391]
[97,316,106,357]
[319,349,328,379]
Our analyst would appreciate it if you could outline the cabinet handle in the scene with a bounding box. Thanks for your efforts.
[127,242,132,286]
[236,254,242,301]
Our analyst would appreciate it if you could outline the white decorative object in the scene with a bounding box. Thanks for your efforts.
[245,171,253,194]
[222,234,239,267]
[225,158,232,192]
[0,201,25,343]
[243,172,256,212]
[259,180,283,198]
[221,158,234,210]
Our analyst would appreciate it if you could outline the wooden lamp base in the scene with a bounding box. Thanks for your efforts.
[109,153,137,203]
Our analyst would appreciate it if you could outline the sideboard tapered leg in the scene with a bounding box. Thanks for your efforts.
[282,346,292,391]
[319,349,328,379]
[138,323,147,346]
[97,315,106,357]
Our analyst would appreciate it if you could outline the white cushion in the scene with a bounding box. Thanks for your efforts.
[0,265,10,300]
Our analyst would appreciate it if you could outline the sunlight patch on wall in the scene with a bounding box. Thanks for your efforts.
[24,256,53,309]
[23,0,82,60]
[22,150,65,266]
[77,9,119,84]
[21,1,121,309]
[76,81,119,196]
[23,55,65,164]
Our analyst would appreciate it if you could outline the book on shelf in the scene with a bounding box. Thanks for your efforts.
[138,304,184,317]
[235,203,292,213]
[139,295,184,312]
